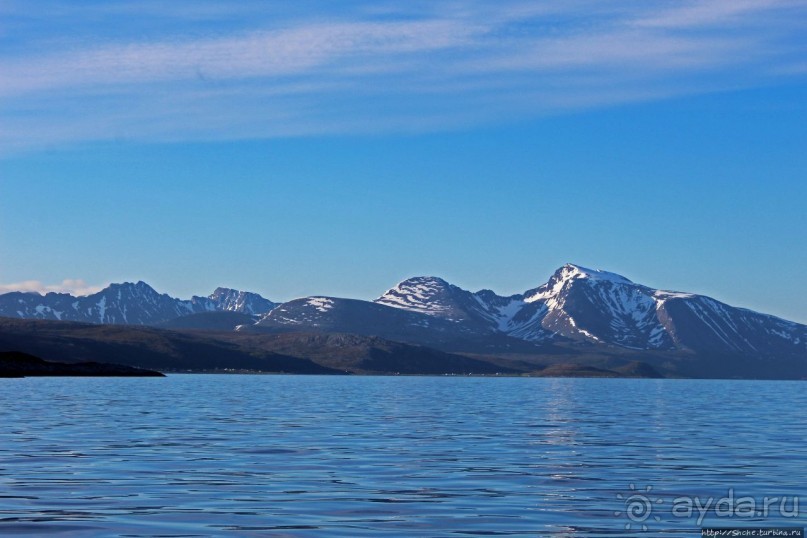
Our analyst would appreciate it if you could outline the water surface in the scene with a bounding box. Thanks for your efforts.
[1,375,805,537]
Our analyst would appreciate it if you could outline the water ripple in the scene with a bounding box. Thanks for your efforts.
[1,376,806,537]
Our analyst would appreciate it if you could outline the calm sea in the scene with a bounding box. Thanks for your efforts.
[1,375,805,537]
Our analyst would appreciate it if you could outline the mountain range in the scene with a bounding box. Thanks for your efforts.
[0,282,276,325]
[254,264,806,359]
[1,264,805,379]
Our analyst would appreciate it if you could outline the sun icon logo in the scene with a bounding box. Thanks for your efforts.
[614,483,663,531]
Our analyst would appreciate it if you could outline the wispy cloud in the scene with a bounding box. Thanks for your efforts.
[0,279,105,296]
[0,20,477,96]
[631,0,804,28]
[1,0,805,153]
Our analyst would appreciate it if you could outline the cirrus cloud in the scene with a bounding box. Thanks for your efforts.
[0,0,805,154]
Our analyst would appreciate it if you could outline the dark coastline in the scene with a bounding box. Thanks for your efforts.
[0,351,164,378]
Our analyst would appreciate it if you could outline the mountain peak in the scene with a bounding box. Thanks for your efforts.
[107,281,159,294]
[379,276,454,299]
[210,287,240,298]
[554,264,633,285]
[375,276,465,316]
[207,287,276,315]
[523,264,633,304]
[397,275,451,287]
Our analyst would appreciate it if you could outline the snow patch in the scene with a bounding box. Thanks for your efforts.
[770,328,793,341]
[491,298,525,331]
[567,315,600,341]
[306,297,335,313]
[97,296,107,323]
[654,290,696,301]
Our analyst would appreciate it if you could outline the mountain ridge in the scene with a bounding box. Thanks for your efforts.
[255,263,806,363]
[1,264,805,369]
[0,282,278,326]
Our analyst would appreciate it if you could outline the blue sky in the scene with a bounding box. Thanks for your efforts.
[1,0,805,322]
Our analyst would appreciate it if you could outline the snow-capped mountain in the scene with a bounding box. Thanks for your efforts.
[509,264,806,357]
[375,276,520,333]
[206,287,277,315]
[255,264,807,360]
[254,294,490,348]
[3,265,805,365]
[511,264,673,347]
[376,276,481,321]
[0,282,277,325]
